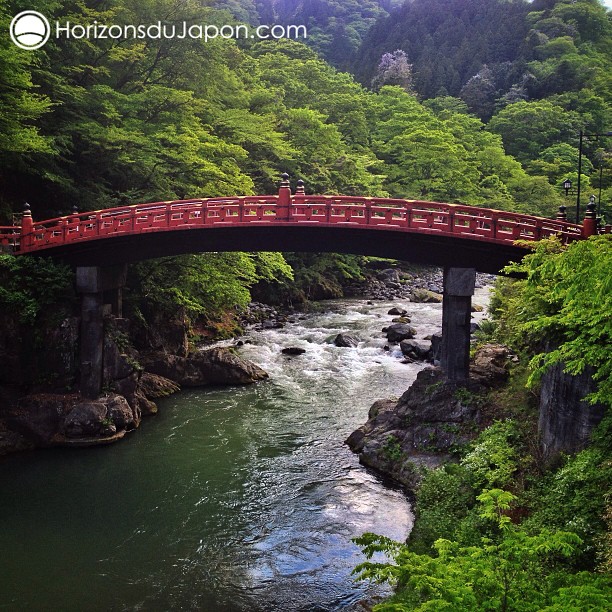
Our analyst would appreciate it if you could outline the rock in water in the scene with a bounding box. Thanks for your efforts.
[399,339,430,360]
[138,372,181,398]
[345,345,514,490]
[62,400,110,438]
[4,394,78,445]
[410,288,443,303]
[142,348,269,386]
[333,333,359,348]
[377,268,401,284]
[386,323,417,343]
[387,307,407,316]
[282,347,306,356]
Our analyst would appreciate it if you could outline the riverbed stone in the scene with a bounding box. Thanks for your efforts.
[410,288,443,303]
[139,372,180,398]
[388,307,407,316]
[385,323,417,343]
[106,394,137,431]
[142,348,268,386]
[282,347,306,355]
[6,394,78,445]
[334,333,359,348]
[399,339,430,360]
[377,269,401,284]
[346,345,512,490]
[62,400,108,438]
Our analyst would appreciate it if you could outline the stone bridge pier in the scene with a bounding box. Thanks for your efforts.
[440,267,476,382]
[76,265,127,398]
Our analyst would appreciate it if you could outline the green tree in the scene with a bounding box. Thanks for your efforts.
[496,236,612,408]
[488,100,583,163]
[128,251,292,329]
[354,490,610,611]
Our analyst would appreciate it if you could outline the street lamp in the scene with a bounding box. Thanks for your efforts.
[576,130,612,223]
[563,178,572,196]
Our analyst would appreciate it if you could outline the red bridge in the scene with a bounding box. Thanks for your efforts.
[0,175,595,275]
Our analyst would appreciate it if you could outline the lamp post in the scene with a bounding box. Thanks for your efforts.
[563,178,572,196]
[576,130,612,223]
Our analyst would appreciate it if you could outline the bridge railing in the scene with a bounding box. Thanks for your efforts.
[8,192,586,254]
[292,195,583,242]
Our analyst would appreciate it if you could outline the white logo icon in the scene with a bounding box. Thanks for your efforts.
[10,11,51,50]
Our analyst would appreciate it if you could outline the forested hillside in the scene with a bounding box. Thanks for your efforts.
[353,0,610,105]
[352,0,611,202]
[3,0,601,220]
[217,0,612,209]
[216,0,405,70]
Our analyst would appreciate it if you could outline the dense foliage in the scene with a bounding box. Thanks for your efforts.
[6,0,604,222]
[354,414,612,610]
[491,236,612,408]
[352,0,611,208]
[126,252,292,331]
[0,254,74,323]
[221,0,405,71]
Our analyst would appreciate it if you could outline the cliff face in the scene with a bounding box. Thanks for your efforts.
[539,362,606,458]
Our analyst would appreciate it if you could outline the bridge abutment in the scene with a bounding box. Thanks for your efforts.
[76,265,127,398]
[440,267,476,382]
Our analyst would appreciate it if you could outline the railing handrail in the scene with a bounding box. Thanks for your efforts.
[3,194,587,255]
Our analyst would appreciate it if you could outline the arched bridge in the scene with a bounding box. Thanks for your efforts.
[0,176,594,275]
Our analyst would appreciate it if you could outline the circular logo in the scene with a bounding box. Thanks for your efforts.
[10,11,51,50]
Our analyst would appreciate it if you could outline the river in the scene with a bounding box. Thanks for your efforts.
[0,292,489,611]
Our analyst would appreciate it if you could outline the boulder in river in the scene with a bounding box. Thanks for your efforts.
[399,339,430,360]
[5,393,77,446]
[63,399,114,438]
[139,372,181,399]
[385,323,417,343]
[334,333,359,348]
[388,307,407,316]
[377,268,401,284]
[142,348,269,386]
[410,288,443,303]
[282,347,307,356]
[4,393,139,447]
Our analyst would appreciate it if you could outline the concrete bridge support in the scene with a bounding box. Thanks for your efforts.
[76,265,127,398]
[440,267,476,382]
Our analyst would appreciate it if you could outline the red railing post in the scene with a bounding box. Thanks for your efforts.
[295,179,305,197]
[277,172,291,220]
[582,196,598,238]
[20,202,33,250]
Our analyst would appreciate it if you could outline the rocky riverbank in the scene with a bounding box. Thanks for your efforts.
[0,318,268,455]
[345,344,514,490]
[241,265,493,336]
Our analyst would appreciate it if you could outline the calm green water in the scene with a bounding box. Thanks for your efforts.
[0,296,479,611]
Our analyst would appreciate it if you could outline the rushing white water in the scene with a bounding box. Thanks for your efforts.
[0,290,490,611]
